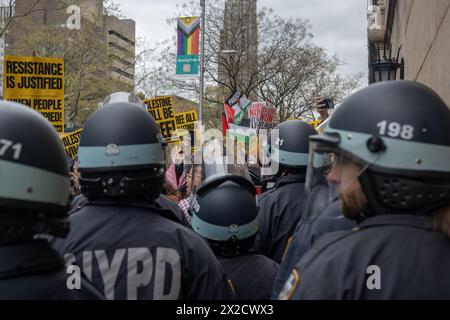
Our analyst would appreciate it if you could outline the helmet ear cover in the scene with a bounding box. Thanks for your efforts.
[80,167,165,201]
[359,169,450,217]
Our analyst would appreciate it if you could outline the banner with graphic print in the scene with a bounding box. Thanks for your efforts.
[176,16,200,76]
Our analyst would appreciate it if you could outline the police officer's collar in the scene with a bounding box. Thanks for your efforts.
[0,239,64,280]
[357,214,432,231]
[88,197,182,224]
[275,174,306,188]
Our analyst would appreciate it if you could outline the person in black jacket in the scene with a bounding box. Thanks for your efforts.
[280,81,450,300]
[0,102,102,299]
[272,199,356,298]
[52,102,233,300]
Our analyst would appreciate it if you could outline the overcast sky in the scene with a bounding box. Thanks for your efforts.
[120,0,368,84]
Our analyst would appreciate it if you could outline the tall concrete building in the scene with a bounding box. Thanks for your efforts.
[368,0,450,107]
[4,0,135,88]
[106,15,135,87]
[219,0,258,100]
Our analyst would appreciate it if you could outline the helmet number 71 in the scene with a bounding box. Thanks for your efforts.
[0,139,23,160]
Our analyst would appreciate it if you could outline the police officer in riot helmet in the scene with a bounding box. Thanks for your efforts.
[52,102,233,300]
[281,80,450,300]
[253,120,318,263]
[73,92,186,224]
[191,168,278,300]
[0,102,102,299]
[272,125,355,298]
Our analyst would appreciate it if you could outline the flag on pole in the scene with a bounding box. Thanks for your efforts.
[176,17,200,76]
[224,90,252,126]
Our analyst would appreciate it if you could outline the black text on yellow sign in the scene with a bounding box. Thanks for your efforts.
[61,129,83,158]
[3,56,65,133]
[144,96,177,143]
[175,110,198,131]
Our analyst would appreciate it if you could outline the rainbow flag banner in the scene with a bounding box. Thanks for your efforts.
[176,16,200,76]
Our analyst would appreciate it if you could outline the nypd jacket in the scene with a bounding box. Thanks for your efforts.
[284,214,450,300]
[219,253,278,300]
[52,200,233,300]
[272,200,354,298]
[253,174,306,263]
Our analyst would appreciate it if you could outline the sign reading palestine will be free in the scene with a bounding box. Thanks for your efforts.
[3,56,65,132]
[144,96,177,143]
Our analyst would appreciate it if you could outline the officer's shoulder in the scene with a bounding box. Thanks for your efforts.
[257,187,278,203]
[251,253,279,270]
[166,220,215,251]
[257,189,276,202]
[300,223,395,267]
[310,228,356,248]
[295,227,362,267]
[68,194,89,214]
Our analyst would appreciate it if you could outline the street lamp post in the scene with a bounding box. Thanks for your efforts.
[199,0,206,125]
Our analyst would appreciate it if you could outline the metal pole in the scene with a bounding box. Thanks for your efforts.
[199,0,206,125]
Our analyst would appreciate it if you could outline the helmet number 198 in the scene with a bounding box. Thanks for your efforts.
[0,139,23,160]
[376,121,414,140]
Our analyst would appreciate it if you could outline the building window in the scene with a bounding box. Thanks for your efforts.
[108,30,135,46]
[111,67,134,80]
[108,42,134,56]
[109,54,134,68]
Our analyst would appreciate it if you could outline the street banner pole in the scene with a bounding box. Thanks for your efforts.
[199,0,205,126]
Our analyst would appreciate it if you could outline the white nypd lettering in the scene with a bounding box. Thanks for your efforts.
[95,249,126,300]
[65,247,182,300]
[82,251,93,281]
[154,247,181,300]
[127,248,153,300]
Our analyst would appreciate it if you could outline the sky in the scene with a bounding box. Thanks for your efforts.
[119,0,368,84]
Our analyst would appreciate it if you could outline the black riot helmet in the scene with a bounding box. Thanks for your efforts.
[189,139,258,256]
[0,102,70,244]
[190,175,258,257]
[308,80,450,217]
[78,102,166,201]
[271,120,318,172]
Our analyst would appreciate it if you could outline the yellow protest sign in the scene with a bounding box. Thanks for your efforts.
[307,120,322,128]
[61,129,83,158]
[3,56,65,132]
[144,96,177,143]
[175,110,198,131]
